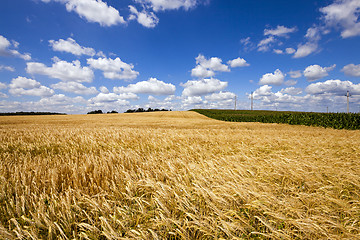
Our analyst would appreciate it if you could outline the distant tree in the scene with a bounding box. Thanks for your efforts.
[87,110,103,114]
[124,108,170,113]
[107,110,118,114]
[0,112,66,116]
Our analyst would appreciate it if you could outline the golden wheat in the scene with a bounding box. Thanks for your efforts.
[0,111,359,239]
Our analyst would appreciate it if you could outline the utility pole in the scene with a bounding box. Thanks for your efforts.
[234,95,237,111]
[327,106,328,113]
[346,91,351,113]
[251,91,253,111]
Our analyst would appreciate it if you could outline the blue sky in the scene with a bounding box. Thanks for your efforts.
[1,0,360,114]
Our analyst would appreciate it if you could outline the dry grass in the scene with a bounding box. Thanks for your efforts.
[0,111,359,239]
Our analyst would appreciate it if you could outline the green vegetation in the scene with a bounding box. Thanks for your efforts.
[191,109,360,130]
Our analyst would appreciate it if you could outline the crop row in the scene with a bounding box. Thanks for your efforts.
[192,109,360,130]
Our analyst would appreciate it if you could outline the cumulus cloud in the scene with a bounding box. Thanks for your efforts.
[42,0,125,27]
[9,76,54,97]
[293,26,323,58]
[0,35,31,60]
[89,92,137,104]
[51,81,98,95]
[204,91,235,101]
[87,57,139,81]
[258,26,296,52]
[253,85,273,98]
[284,79,298,86]
[285,48,296,54]
[129,5,159,28]
[306,79,360,95]
[320,0,360,38]
[305,26,322,42]
[264,25,297,37]
[227,57,250,67]
[342,63,360,77]
[182,96,203,105]
[273,49,283,54]
[293,42,318,58]
[39,94,86,105]
[257,36,275,52]
[0,65,15,72]
[136,0,197,11]
[49,38,96,56]
[0,82,7,90]
[181,78,228,96]
[288,70,302,79]
[113,77,176,95]
[99,86,109,94]
[191,54,230,78]
[280,87,303,95]
[303,64,336,82]
[259,69,285,86]
[27,57,94,82]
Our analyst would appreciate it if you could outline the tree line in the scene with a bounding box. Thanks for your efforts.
[87,108,170,114]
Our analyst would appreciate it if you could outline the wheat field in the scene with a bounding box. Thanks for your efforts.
[0,111,359,239]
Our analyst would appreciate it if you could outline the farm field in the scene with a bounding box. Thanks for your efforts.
[0,111,360,239]
[191,109,360,130]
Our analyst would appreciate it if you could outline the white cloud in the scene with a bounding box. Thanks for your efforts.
[240,37,254,51]
[0,92,8,98]
[27,57,94,82]
[253,85,273,98]
[257,36,275,52]
[205,91,235,101]
[288,70,302,79]
[113,77,175,95]
[303,64,336,82]
[0,65,15,72]
[182,96,203,105]
[129,5,159,28]
[264,25,297,37]
[305,26,322,41]
[259,69,285,86]
[0,35,31,60]
[0,82,7,89]
[136,0,197,11]
[87,57,139,81]
[306,79,360,95]
[148,95,158,102]
[293,42,318,58]
[89,92,136,103]
[39,94,86,105]
[42,0,126,27]
[181,78,228,96]
[227,57,250,67]
[51,81,98,95]
[9,76,54,97]
[342,63,360,77]
[49,38,96,56]
[284,79,298,86]
[280,87,303,95]
[191,54,230,78]
[273,49,283,54]
[285,48,295,54]
[191,65,215,78]
[320,0,360,38]
[99,86,109,94]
